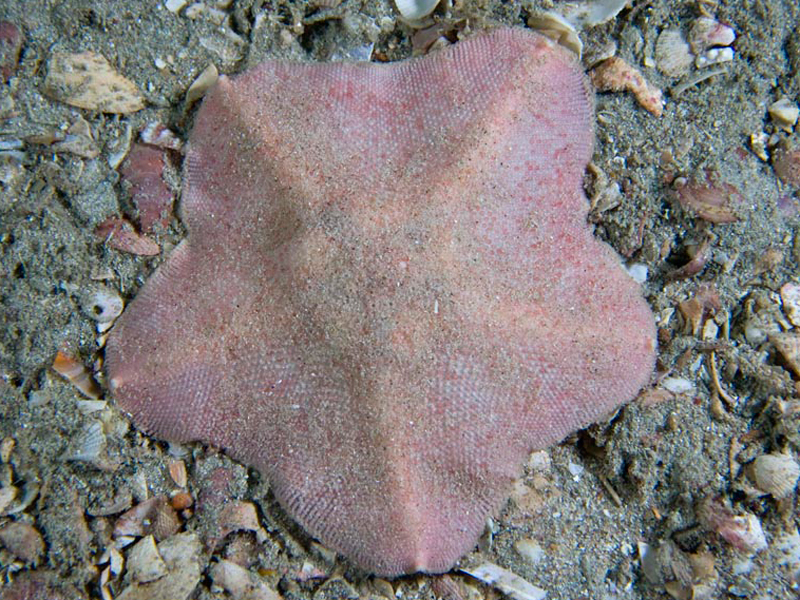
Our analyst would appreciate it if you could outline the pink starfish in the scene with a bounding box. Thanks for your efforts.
[106,27,656,576]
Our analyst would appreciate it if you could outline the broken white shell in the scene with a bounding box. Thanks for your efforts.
[655,30,693,77]
[695,46,734,69]
[752,453,800,499]
[394,0,439,20]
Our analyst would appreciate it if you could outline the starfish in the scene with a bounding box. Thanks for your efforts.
[106,27,656,576]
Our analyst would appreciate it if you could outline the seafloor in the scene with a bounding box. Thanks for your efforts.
[1,0,799,599]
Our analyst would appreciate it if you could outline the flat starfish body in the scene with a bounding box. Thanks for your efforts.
[107,28,656,575]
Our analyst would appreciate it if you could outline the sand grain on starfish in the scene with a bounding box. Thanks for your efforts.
[107,27,656,576]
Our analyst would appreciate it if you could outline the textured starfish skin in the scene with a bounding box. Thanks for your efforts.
[106,28,656,576]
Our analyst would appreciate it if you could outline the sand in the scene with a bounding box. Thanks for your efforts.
[0,0,799,598]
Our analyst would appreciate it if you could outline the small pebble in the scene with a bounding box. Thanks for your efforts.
[661,377,695,395]
[514,538,545,565]
[567,461,584,481]
[627,263,648,284]
[165,0,188,12]
[769,98,799,132]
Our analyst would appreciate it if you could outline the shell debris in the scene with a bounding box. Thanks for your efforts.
[590,56,664,116]
[394,0,440,22]
[665,238,712,281]
[1,436,14,463]
[114,496,181,541]
[109,545,125,575]
[655,17,735,82]
[688,17,735,55]
[114,532,201,600]
[699,496,768,554]
[749,131,769,162]
[780,283,800,327]
[639,541,718,598]
[695,46,733,69]
[677,284,720,336]
[527,12,583,57]
[514,538,545,565]
[655,30,694,77]
[557,0,629,28]
[95,217,161,256]
[210,559,282,600]
[769,98,799,133]
[773,145,800,187]
[771,332,800,377]
[186,63,219,104]
[44,51,146,114]
[52,350,101,399]
[140,122,184,151]
[127,535,169,583]
[0,521,45,564]
[670,65,728,96]
[0,21,23,82]
[84,286,124,334]
[217,501,268,544]
[63,420,118,472]
[0,486,17,515]
[462,562,547,600]
[51,117,100,159]
[671,173,741,223]
[777,528,800,585]
[661,376,695,395]
[751,452,800,499]
[168,458,188,489]
[165,0,189,13]
[689,17,735,69]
